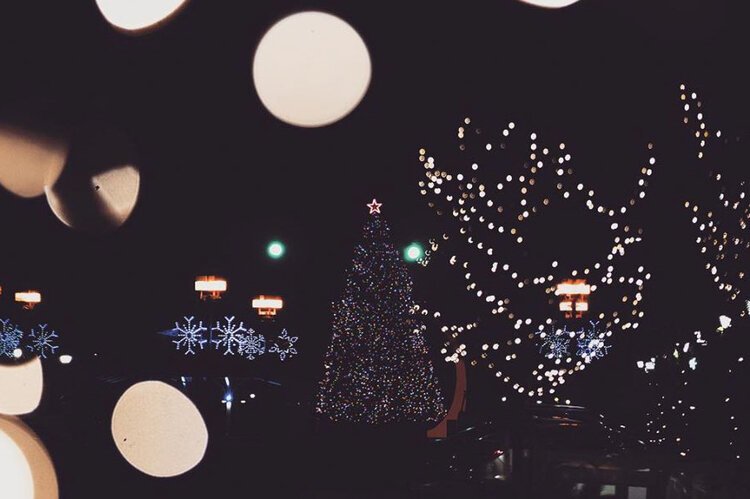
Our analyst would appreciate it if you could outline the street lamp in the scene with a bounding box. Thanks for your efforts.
[267,241,286,260]
[555,280,591,319]
[194,276,227,301]
[15,291,41,310]
[252,295,284,318]
[404,242,424,263]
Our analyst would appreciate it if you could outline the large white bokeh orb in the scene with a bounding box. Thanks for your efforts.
[0,125,67,198]
[0,358,44,416]
[0,428,33,499]
[0,416,58,499]
[518,0,581,8]
[111,381,208,478]
[253,11,372,127]
[44,126,140,233]
[94,0,189,32]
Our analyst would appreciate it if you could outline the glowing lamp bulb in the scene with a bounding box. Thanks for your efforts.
[194,276,227,301]
[404,242,424,263]
[252,295,284,317]
[267,241,286,259]
[15,291,41,310]
[59,355,73,365]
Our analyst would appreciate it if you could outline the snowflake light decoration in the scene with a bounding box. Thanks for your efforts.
[173,316,207,355]
[575,322,611,364]
[238,329,266,360]
[0,318,23,358]
[26,324,59,359]
[536,326,572,360]
[269,329,298,361]
[212,316,247,355]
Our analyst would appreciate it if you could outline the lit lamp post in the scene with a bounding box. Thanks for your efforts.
[403,242,424,263]
[194,276,227,301]
[15,291,41,310]
[252,295,283,318]
[266,241,286,260]
[555,280,591,319]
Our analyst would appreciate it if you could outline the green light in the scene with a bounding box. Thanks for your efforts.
[267,241,286,259]
[404,242,424,263]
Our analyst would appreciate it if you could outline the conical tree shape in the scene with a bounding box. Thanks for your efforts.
[316,209,446,424]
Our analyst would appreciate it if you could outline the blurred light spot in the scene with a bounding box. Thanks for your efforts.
[0,415,58,499]
[111,381,208,477]
[94,0,189,32]
[0,125,67,198]
[45,126,140,233]
[518,0,581,7]
[253,11,371,127]
[0,357,43,416]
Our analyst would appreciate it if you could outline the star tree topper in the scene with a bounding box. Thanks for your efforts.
[367,198,382,214]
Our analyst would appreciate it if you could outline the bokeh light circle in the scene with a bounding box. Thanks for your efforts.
[45,126,140,233]
[253,11,371,127]
[0,416,58,499]
[267,241,286,259]
[0,125,67,198]
[94,0,189,33]
[0,357,44,416]
[111,380,208,477]
[404,243,424,262]
[518,0,581,8]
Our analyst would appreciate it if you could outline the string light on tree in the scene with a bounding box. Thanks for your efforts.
[680,84,750,318]
[602,85,750,460]
[416,117,654,401]
[316,201,446,424]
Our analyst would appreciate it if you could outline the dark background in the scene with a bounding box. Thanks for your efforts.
[1,0,750,496]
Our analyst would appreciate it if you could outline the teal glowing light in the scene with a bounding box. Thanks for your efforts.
[267,241,286,259]
[404,242,424,263]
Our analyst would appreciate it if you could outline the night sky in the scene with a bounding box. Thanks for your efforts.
[1,0,750,419]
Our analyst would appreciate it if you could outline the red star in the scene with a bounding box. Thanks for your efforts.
[367,198,382,214]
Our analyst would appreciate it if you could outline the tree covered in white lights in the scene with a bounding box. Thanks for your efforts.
[416,116,654,403]
[315,200,446,425]
[603,85,750,461]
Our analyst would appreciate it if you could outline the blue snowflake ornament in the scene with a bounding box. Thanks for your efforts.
[269,329,298,361]
[27,324,58,359]
[0,318,23,357]
[173,316,207,355]
[536,326,572,360]
[212,316,247,355]
[576,322,611,364]
[238,329,266,360]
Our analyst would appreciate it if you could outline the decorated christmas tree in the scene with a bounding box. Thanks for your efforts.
[316,199,446,425]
